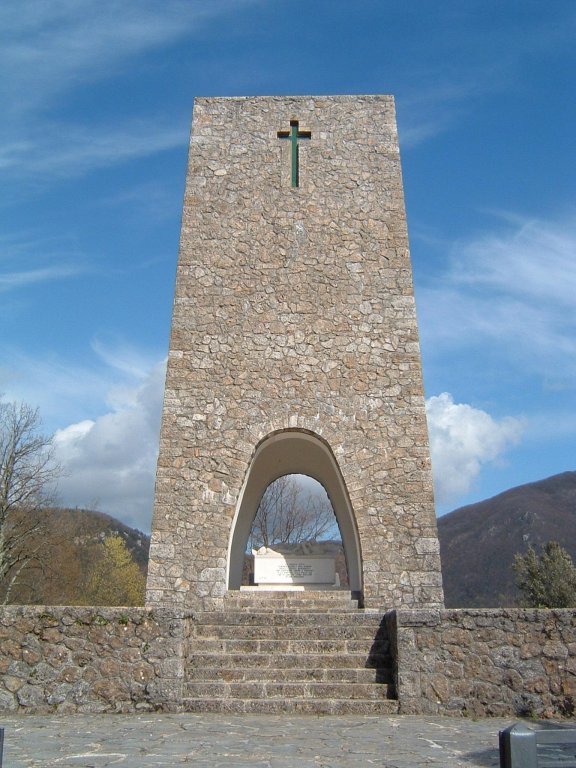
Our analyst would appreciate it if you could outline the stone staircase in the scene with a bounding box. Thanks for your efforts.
[183,590,398,714]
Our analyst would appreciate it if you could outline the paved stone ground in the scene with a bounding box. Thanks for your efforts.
[0,713,544,767]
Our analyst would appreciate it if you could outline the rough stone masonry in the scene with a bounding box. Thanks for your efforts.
[145,95,444,612]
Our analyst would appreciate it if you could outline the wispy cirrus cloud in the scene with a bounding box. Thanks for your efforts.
[91,334,161,381]
[0,233,87,293]
[0,0,256,186]
[397,82,476,148]
[418,212,576,382]
[0,337,164,428]
[397,6,576,148]
[0,349,120,431]
[1,120,187,183]
[451,213,576,307]
[0,0,254,116]
[0,264,82,291]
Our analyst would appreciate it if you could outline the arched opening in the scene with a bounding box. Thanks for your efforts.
[227,430,362,594]
[243,473,348,587]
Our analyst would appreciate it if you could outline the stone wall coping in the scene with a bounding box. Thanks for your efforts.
[395,607,576,626]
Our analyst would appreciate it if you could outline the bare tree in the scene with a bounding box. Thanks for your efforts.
[249,474,339,550]
[0,398,60,603]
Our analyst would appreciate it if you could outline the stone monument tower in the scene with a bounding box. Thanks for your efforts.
[146,95,444,611]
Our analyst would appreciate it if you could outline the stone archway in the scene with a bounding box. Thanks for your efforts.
[227,430,362,594]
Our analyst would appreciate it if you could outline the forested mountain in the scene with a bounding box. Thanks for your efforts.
[4,507,149,605]
[438,471,576,607]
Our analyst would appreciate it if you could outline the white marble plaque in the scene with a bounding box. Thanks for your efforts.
[253,548,336,585]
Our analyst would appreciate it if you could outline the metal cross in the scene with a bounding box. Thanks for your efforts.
[277,120,311,188]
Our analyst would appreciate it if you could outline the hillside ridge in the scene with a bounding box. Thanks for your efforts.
[438,471,576,607]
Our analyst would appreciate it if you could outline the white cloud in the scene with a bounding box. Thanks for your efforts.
[0,350,116,428]
[100,181,179,223]
[397,83,474,148]
[0,232,87,292]
[50,381,523,530]
[91,335,160,380]
[418,213,576,382]
[0,0,256,185]
[0,333,165,424]
[52,359,166,531]
[0,264,82,292]
[0,0,252,116]
[0,338,167,532]
[397,7,576,149]
[451,214,576,306]
[1,121,187,183]
[426,392,524,505]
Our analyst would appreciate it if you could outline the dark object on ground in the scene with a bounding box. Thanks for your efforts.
[499,722,576,767]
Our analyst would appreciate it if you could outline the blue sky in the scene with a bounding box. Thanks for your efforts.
[1,0,575,531]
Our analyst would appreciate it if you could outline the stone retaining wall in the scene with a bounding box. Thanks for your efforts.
[1,606,575,716]
[392,608,576,718]
[0,607,187,713]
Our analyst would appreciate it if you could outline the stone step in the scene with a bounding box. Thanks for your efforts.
[189,623,387,641]
[185,651,391,671]
[192,611,385,627]
[186,666,392,684]
[219,604,360,613]
[223,592,359,612]
[184,681,391,700]
[186,638,389,655]
[231,590,355,600]
[181,697,400,715]
[183,602,395,714]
